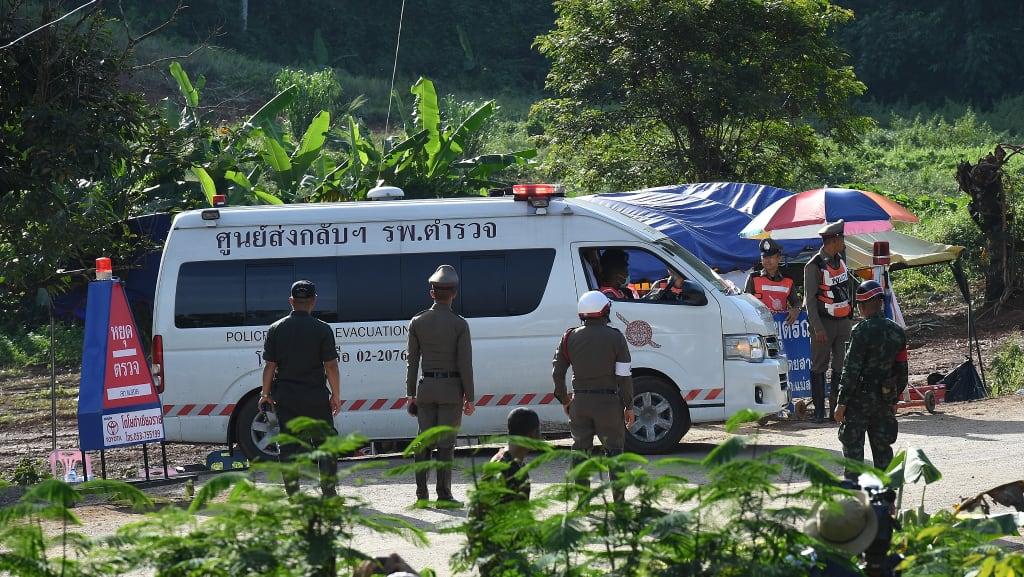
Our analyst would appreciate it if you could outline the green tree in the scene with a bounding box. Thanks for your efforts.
[0,2,189,321]
[534,0,872,190]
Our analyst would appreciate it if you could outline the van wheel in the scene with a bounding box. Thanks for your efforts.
[235,395,281,461]
[625,376,690,454]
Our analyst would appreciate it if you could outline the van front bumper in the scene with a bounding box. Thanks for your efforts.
[725,357,789,413]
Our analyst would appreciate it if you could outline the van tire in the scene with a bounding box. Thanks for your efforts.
[625,375,690,454]
[235,395,281,462]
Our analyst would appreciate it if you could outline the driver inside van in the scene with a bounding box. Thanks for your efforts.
[644,268,689,303]
[598,249,638,301]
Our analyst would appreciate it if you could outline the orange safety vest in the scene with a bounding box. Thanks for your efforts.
[815,256,852,318]
[752,274,794,313]
[600,286,638,300]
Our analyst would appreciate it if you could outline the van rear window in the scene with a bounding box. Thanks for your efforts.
[174,249,555,328]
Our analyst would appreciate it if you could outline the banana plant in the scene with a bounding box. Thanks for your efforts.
[306,77,535,201]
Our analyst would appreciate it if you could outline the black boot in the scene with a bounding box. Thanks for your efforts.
[414,450,429,503]
[810,372,826,423]
[435,447,461,506]
[828,374,839,422]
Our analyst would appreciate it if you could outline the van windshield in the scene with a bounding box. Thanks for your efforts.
[654,238,734,295]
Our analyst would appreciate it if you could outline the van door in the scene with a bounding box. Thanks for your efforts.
[571,243,726,452]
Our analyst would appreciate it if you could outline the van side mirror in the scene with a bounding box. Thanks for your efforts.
[681,280,708,306]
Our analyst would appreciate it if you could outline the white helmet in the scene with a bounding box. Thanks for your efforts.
[578,290,612,319]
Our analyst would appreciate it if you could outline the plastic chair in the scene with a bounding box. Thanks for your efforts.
[48,450,93,483]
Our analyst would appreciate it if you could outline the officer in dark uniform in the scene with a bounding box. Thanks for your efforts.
[552,290,635,502]
[260,280,341,496]
[406,265,475,505]
[803,220,857,423]
[745,238,800,324]
[834,280,908,478]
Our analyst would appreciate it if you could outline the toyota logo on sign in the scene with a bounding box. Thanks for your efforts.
[106,420,119,436]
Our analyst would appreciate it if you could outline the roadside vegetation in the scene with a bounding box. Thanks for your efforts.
[3,417,1023,576]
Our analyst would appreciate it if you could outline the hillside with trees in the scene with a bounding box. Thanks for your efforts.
[2,0,1024,355]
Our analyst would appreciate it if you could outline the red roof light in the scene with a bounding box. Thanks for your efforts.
[512,184,565,200]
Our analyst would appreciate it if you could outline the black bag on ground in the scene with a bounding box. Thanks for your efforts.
[940,359,987,403]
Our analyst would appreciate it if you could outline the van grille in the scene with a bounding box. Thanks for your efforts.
[779,372,789,390]
[764,335,781,358]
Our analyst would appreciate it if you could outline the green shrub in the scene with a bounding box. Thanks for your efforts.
[0,323,84,369]
[989,333,1024,396]
[8,457,51,486]
[274,67,345,139]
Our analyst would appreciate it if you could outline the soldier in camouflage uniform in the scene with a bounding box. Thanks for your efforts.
[834,280,908,478]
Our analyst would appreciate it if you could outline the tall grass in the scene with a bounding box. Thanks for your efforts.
[989,333,1024,397]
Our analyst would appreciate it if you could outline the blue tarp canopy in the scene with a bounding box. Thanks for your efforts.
[581,183,818,272]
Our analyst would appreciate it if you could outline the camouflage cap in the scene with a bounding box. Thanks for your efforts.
[759,238,782,256]
[291,280,316,299]
[428,264,459,288]
[818,219,845,239]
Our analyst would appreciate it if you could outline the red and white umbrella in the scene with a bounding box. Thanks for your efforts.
[739,187,918,240]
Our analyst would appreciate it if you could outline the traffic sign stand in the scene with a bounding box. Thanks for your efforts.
[76,261,187,485]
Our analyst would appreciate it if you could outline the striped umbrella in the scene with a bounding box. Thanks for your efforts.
[739,187,918,240]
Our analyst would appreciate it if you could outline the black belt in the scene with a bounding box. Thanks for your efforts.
[423,371,460,378]
[575,389,618,395]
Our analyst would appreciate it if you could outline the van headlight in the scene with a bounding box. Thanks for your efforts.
[724,334,766,362]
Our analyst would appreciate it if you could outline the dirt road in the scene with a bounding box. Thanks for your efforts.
[13,394,1021,577]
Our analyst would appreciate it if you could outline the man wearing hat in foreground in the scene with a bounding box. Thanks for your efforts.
[745,238,801,324]
[261,280,341,496]
[803,220,858,423]
[834,280,908,478]
[804,491,880,575]
[406,265,476,505]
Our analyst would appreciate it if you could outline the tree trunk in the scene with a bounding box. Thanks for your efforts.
[955,145,1017,304]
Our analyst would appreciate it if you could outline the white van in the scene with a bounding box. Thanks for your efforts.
[151,186,789,459]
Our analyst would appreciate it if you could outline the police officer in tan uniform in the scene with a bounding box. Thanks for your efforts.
[552,290,635,502]
[803,220,857,423]
[405,265,475,504]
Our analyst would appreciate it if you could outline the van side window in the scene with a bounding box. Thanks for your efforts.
[174,249,556,328]
[245,264,294,326]
[340,255,402,322]
[460,255,506,317]
[582,247,696,305]
[295,258,339,323]
[175,261,245,328]
[400,252,460,319]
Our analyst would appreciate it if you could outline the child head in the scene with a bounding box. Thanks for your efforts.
[507,407,541,440]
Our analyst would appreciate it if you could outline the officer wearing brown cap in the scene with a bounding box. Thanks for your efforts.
[405,265,475,505]
[744,238,800,325]
[803,220,857,423]
[260,280,341,496]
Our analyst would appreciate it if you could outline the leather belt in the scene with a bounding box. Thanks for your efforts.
[575,389,618,395]
[423,371,460,378]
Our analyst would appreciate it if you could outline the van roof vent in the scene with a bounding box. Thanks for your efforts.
[367,185,405,201]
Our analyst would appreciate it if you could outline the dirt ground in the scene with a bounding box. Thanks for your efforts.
[1,305,1023,575]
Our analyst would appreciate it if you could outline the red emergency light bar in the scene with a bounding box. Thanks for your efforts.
[512,184,565,210]
[512,183,565,200]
